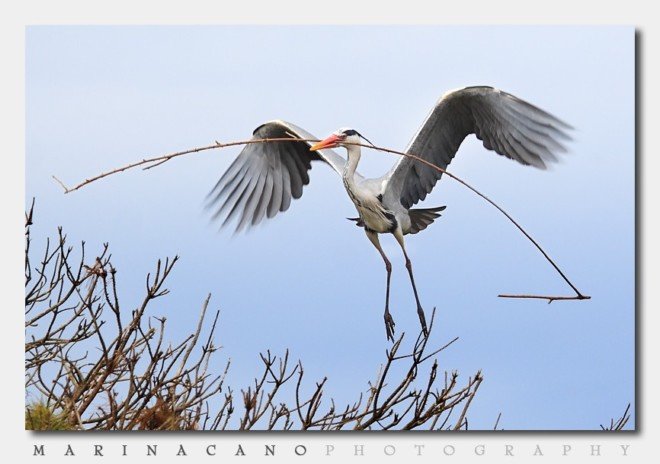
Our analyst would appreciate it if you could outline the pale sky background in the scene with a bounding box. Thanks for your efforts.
[25,26,634,430]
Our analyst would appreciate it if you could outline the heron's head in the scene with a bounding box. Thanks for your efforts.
[309,128,363,151]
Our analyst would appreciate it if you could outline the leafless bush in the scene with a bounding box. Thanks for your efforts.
[600,404,632,431]
[25,201,482,430]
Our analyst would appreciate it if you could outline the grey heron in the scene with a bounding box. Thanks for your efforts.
[208,86,571,341]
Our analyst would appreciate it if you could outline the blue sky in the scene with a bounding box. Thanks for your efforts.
[25,26,634,430]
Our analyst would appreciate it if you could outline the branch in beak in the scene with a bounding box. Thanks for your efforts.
[310,134,341,151]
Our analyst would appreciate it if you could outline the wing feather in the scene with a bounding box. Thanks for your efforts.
[211,165,252,220]
[267,169,283,218]
[237,172,266,232]
[279,163,293,212]
[253,172,274,226]
[221,175,256,227]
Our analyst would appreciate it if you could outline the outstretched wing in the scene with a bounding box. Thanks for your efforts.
[385,86,572,209]
[207,120,348,232]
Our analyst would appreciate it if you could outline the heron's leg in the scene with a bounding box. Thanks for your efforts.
[366,230,395,341]
[393,229,428,337]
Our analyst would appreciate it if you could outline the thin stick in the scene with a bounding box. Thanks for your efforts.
[52,138,316,194]
[497,294,590,303]
[52,137,589,302]
[494,412,502,430]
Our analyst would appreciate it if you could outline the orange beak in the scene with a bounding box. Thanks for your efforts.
[310,134,341,152]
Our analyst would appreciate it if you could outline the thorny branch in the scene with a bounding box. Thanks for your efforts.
[25,205,482,430]
[52,137,590,303]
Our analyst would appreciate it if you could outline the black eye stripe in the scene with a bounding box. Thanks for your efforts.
[339,129,375,147]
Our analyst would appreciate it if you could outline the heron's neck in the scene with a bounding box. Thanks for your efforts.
[342,144,361,187]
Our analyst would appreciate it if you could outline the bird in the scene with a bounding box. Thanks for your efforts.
[207,86,571,341]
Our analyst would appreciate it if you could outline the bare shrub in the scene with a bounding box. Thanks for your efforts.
[25,202,482,430]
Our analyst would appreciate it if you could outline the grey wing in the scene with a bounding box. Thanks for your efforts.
[385,86,573,209]
[207,120,347,232]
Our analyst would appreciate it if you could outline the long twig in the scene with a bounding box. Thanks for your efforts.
[497,294,589,304]
[51,138,307,194]
[52,137,589,302]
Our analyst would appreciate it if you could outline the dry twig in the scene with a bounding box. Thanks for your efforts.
[600,403,632,431]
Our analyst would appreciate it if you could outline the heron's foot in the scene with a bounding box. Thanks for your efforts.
[384,310,396,342]
[417,304,429,338]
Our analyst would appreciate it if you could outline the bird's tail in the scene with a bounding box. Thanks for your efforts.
[408,206,447,234]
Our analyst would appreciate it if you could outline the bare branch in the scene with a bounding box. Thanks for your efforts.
[25,210,483,430]
[600,403,632,431]
[497,294,590,303]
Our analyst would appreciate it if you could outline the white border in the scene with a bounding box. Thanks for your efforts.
[3,1,656,463]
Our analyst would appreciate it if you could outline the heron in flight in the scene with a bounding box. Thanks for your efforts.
[208,86,571,340]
